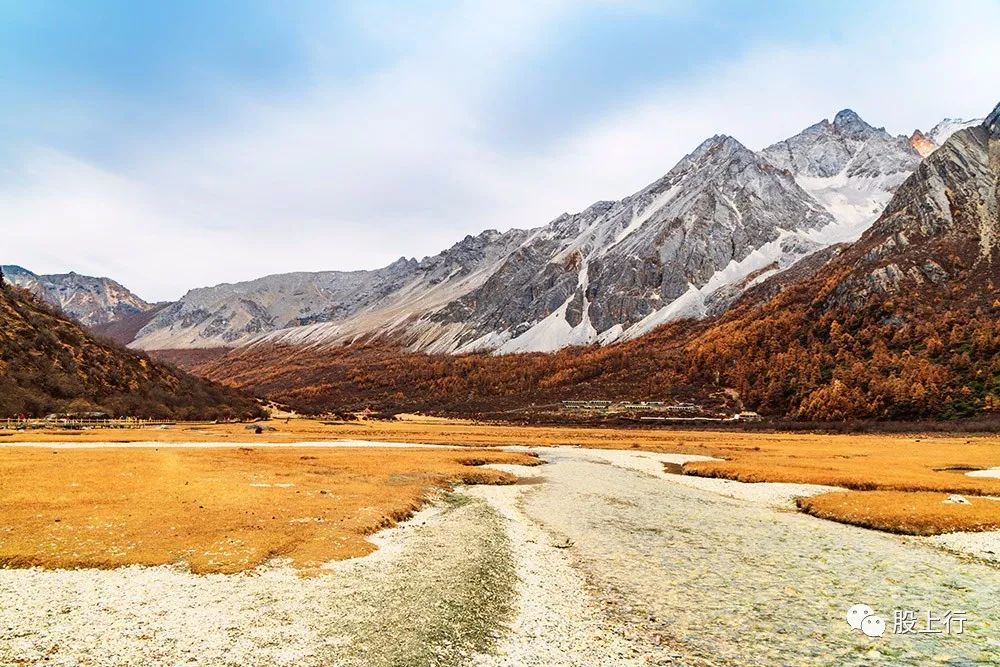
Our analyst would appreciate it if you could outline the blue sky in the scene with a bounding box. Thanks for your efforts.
[3,0,999,300]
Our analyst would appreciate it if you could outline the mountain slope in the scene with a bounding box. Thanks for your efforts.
[90,303,172,346]
[1,266,153,327]
[193,324,711,418]
[451,134,832,351]
[196,103,1000,422]
[129,232,533,351]
[129,260,417,350]
[205,134,834,356]
[0,281,263,419]
[131,109,928,356]
[686,104,1000,420]
[760,109,922,241]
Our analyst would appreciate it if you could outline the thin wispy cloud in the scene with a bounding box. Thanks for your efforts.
[3,0,998,300]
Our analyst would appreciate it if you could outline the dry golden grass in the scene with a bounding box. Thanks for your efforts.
[3,416,727,448]
[3,417,1000,538]
[0,445,538,574]
[682,436,1000,495]
[674,431,1000,534]
[799,491,1000,535]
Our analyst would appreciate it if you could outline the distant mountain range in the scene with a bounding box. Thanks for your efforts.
[52,108,962,356]
[4,102,998,421]
[0,265,154,327]
[195,102,1000,421]
[909,118,982,157]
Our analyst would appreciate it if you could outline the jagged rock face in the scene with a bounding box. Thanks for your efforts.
[448,135,833,353]
[1,266,152,326]
[126,107,986,356]
[760,109,922,240]
[130,258,421,349]
[826,107,1000,308]
[591,138,829,319]
[910,130,937,158]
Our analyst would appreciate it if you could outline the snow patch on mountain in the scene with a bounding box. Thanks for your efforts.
[617,229,823,340]
[127,108,975,357]
[495,296,599,354]
[928,118,982,145]
[793,173,899,243]
[760,109,921,244]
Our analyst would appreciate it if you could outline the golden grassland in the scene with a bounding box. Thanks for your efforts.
[0,445,538,574]
[673,431,1000,536]
[799,491,1000,535]
[2,417,1000,571]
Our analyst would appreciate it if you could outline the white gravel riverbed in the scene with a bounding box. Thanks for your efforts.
[511,448,1000,666]
[0,491,516,667]
[2,444,999,666]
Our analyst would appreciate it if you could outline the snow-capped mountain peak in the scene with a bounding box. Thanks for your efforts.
[122,107,970,357]
[760,109,920,241]
[911,117,984,157]
[928,117,982,145]
[832,108,876,136]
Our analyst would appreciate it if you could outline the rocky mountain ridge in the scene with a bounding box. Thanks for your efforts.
[1,266,153,327]
[128,108,928,355]
[20,108,960,357]
[196,102,1000,422]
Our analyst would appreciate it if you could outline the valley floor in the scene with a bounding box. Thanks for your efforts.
[2,446,999,666]
[5,417,1000,534]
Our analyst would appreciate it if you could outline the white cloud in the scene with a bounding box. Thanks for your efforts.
[4,0,999,301]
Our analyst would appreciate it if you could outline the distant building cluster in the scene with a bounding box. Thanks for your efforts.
[561,400,612,411]
[560,400,760,422]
